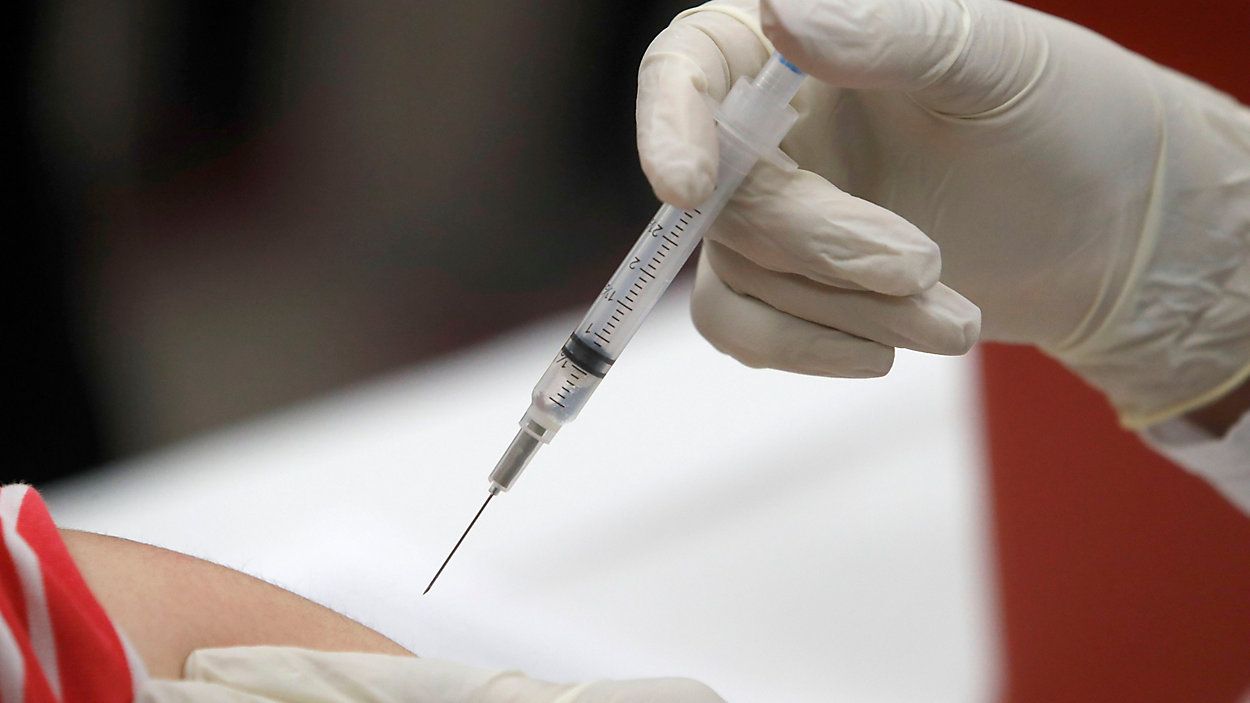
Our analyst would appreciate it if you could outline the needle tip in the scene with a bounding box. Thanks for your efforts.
[423,493,494,595]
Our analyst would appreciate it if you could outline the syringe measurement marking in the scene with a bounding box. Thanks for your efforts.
[585,209,700,349]
[548,356,590,407]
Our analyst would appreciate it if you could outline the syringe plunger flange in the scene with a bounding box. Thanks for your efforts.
[714,53,804,171]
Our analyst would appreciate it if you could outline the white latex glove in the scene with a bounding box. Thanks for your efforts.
[137,646,725,703]
[638,0,1250,428]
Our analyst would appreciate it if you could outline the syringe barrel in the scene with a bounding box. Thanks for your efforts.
[570,53,802,360]
[521,161,751,437]
[496,54,804,490]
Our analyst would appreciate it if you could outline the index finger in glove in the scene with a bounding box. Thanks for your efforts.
[571,678,726,703]
[183,647,501,702]
[138,680,276,702]
[637,3,770,208]
[182,647,726,703]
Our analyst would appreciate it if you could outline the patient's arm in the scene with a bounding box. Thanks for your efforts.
[60,529,411,680]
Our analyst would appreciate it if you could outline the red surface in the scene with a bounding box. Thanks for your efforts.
[982,3,1250,701]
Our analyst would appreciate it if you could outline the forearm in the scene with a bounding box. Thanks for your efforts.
[60,529,411,679]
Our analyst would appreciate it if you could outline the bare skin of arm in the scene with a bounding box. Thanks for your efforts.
[60,529,412,680]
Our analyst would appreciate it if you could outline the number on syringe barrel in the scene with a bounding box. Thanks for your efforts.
[581,207,701,355]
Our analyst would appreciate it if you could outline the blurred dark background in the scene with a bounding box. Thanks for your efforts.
[13,1,690,484]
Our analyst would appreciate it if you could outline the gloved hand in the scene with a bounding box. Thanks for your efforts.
[137,646,725,702]
[638,0,1250,428]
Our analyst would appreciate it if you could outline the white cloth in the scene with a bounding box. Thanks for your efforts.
[1141,411,1250,514]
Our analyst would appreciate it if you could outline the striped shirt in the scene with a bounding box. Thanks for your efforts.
[0,485,146,703]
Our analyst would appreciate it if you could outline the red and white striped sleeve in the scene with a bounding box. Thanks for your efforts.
[0,484,147,703]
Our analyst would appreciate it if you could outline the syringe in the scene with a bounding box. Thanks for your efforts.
[424,53,805,594]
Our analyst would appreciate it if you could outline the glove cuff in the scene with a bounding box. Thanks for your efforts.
[1046,71,1250,429]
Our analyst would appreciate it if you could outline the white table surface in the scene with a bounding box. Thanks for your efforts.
[45,285,999,703]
